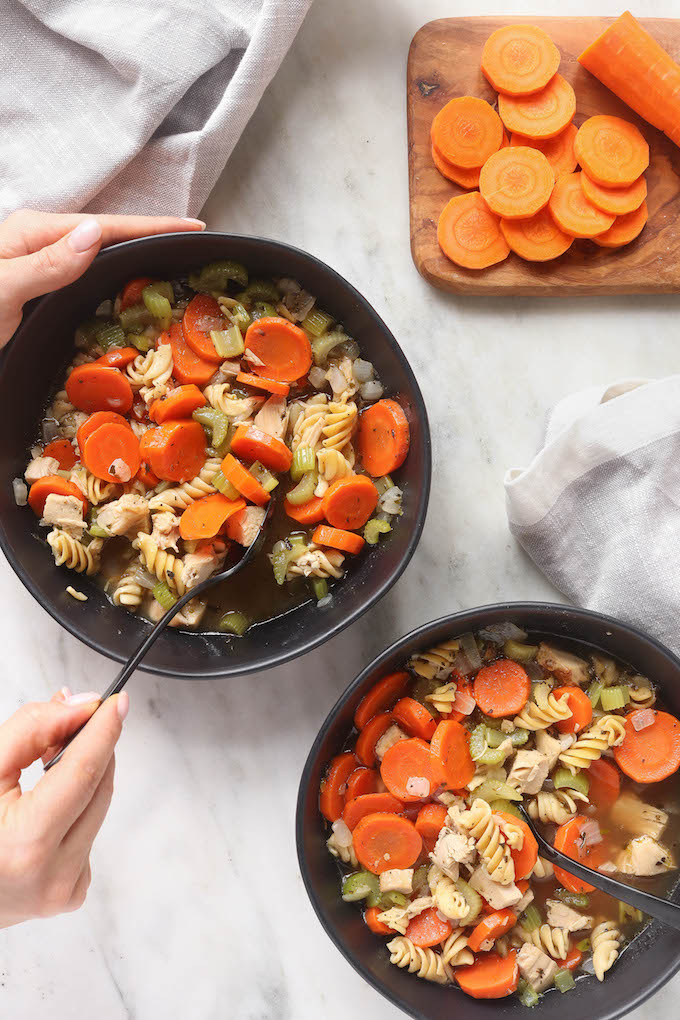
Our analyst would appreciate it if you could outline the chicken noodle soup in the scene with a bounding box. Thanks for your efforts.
[19,265,411,632]
[319,626,680,1004]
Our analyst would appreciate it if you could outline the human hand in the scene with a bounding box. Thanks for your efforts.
[0,209,206,348]
[0,688,128,928]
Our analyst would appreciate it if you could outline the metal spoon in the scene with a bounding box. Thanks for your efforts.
[44,502,274,770]
[517,803,680,933]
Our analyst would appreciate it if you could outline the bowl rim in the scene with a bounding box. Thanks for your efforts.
[296,601,680,1020]
[0,232,431,677]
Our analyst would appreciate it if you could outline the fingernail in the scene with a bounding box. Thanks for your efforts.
[68,219,102,253]
[60,686,72,699]
[65,691,100,706]
[116,691,129,722]
[182,217,206,229]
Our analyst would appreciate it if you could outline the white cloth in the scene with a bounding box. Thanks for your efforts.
[0,0,312,218]
[505,377,680,654]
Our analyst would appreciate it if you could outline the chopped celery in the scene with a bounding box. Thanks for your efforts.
[470,725,505,765]
[250,461,278,493]
[473,779,522,803]
[217,611,249,636]
[489,798,522,819]
[212,469,240,501]
[193,407,230,449]
[238,279,280,303]
[554,969,575,994]
[381,891,408,909]
[291,446,316,481]
[520,904,542,931]
[455,878,482,925]
[192,261,248,293]
[364,518,391,545]
[556,888,590,908]
[74,317,102,348]
[373,475,395,496]
[311,578,328,602]
[577,938,591,952]
[271,537,306,585]
[220,299,250,329]
[286,470,317,505]
[587,680,603,708]
[503,638,538,662]
[210,325,244,358]
[412,864,429,894]
[311,330,347,366]
[619,901,643,924]
[518,979,540,1008]
[127,332,153,353]
[600,685,630,712]
[553,768,589,797]
[485,726,528,748]
[302,307,335,337]
[250,301,277,320]
[341,871,380,905]
[142,286,172,330]
[88,523,110,539]
[145,280,174,304]
[97,322,126,351]
[153,580,177,611]
[118,303,151,332]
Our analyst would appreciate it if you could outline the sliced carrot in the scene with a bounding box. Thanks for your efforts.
[500,208,574,262]
[342,792,404,831]
[230,423,292,473]
[498,74,576,140]
[244,317,312,382]
[432,143,482,189]
[391,698,436,742]
[479,146,554,220]
[182,294,224,364]
[380,737,440,802]
[562,945,583,971]
[554,815,606,893]
[149,384,206,424]
[356,713,394,768]
[120,276,154,310]
[581,172,647,215]
[405,906,452,948]
[495,812,537,880]
[81,422,140,483]
[162,323,216,387]
[284,496,326,526]
[415,803,447,852]
[322,475,379,531]
[437,192,510,270]
[431,96,503,169]
[357,399,410,478]
[312,524,365,555]
[235,372,290,397]
[355,672,409,731]
[549,172,616,238]
[42,439,77,470]
[593,201,648,248]
[178,493,246,541]
[468,909,517,953]
[28,475,88,517]
[578,11,680,149]
[319,751,359,822]
[614,710,680,783]
[574,115,649,188]
[135,463,159,488]
[481,25,560,96]
[97,347,139,369]
[473,659,530,717]
[76,411,131,452]
[455,951,519,999]
[448,678,475,723]
[511,123,578,175]
[553,686,593,734]
[145,420,206,483]
[345,767,381,803]
[430,719,475,789]
[364,906,396,935]
[587,758,621,812]
[66,364,133,415]
[353,812,422,875]
[220,453,270,506]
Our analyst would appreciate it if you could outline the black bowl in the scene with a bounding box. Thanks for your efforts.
[0,233,430,678]
[297,603,680,1020]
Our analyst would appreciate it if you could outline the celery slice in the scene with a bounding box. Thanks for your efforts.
[193,407,230,449]
[142,286,172,330]
[302,307,335,337]
[119,303,151,332]
[97,322,126,351]
[518,979,540,1007]
[250,301,277,320]
[455,878,482,925]
[250,461,278,493]
[291,446,316,481]
[192,261,248,292]
[212,469,240,501]
[520,904,542,931]
[554,969,575,993]
[556,888,590,908]
[217,611,249,636]
[153,580,177,611]
[577,937,591,952]
[127,332,153,353]
[600,685,630,712]
[587,680,603,708]
[489,798,522,819]
[210,325,244,358]
[364,518,391,545]
[286,471,317,506]
[311,330,347,366]
[311,578,328,602]
[503,639,538,662]
[553,767,589,797]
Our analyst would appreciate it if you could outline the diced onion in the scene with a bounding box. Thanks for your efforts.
[359,379,384,402]
[580,820,603,847]
[581,956,596,975]
[452,691,476,716]
[353,358,374,383]
[460,632,482,671]
[129,565,158,590]
[436,909,450,924]
[478,623,528,643]
[95,299,113,317]
[12,478,27,506]
[378,486,403,516]
[42,419,60,443]
[331,819,353,848]
[406,776,431,798]
[317,594,333,609]
[598,861,617,873]
[631,709,655,731]
[326,365,347,394]
[308,366,328,389]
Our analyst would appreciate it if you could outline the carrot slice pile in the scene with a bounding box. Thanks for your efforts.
[481,24,560,96]
[28,475,88,517]
[178,493,246,541]
[574,115,649,187]
[163,323,216,387]
[77,411,131,451]
[431,96,504,169]
[500,207,573,262]
[391,697,436,742]
[437,192,510,270]
[433,133,509,189]
[312,525,365,555]
[593,201,649,249]
[144,421,206,483]
[321,475,379,530]
[479,146,554,219]
[353,812,423,874]
[510,123,578,175]
[498,73,576,140]
[182,294,224,364]
[345,767,381,802]
[244,317,312,383]
[581,172,647,216]
[354,672,409,730]
[613,710,680,783]
[549,172,616,238]
[357,399,410,477]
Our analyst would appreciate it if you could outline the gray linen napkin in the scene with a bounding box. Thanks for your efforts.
[1,0,312,218]
[505,378,680,655]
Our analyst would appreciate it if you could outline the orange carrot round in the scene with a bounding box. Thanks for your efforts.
[284,496,326,526]
[437,192,510,270]
[230,423,292,473]
[182,294,224,364]
[549,172,616,238]
[357,399,410,478]
[496,812,537,880]
[322,475,378,530]
[614,710,680,783]
[163,323,216,386]
[391,697,436,742]
[178,493,246,541]
[345,767,381,803]
[430,719,475,789]
[220,453,270,506]
[77,411,131,452]
[593,201,649,248]
[28,475,88,517]
[473,659,530,717]
[319,751,359,822]
[342,792,404,831]
[120,276,153,310]
[574,115,649,187]
[364,906,396,935]
[468,909,517,953]
[244,317,312,382]
[481,25,560,96]
[97,347,139,370]
[479,146,554,219]
[42,439,77,470]
[312,524,365,555]
[581,172,647,215]
[356,712,394,767]
[355,672,409,730]
[149,385,206,424]
[405,906,452,948]
[145,420,206,483]
[380,737,440,802]
[415,803,447,852]
[587,758,621,812]
[554,815,606,893]
[455,951,519,999]
[554,686,593,734]
[510,122,578,175]
[562,945,583,971]
[498,73,576,140]
[432,143,481,189]
[500,207,574,261]
[431,96,504,169]
[82,423,141,483]
[353,812,422,875]
[235,372,290,397]
[66,364,133,415]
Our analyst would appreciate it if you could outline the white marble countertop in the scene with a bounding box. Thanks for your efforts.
[2,1,679,1017]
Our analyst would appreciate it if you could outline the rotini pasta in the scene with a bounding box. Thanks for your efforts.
[431,874,469,921]
[514,682,572,730]
[286,543,344,580]
[203,384,262,421]
[532,856,555,881]
[136,533,185,595]
[322,400,358,451]
[147,458,222,512]
[386,938,451,984]
[458,798,514,885]
[315,447,354,496]
[291,394,329,452]
[408,640,461,680]
[627,679,656,709]
[528,789,589,825]
[112,568,144,611]
[440,931,474,967]
[591,920,621,981]
[559,715,627,774]
[517,924,570,960]
[425,682,458,714]
[47,530,102,575]
[70,466,118,506]
[127,345,173,404]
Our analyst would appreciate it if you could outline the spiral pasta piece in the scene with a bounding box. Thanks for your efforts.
[432,875,469,921]
[528,790,589,825]
[408,640,461,680]
[514,682,572,730]
[425,682,458,714]
[148,458,221,512]
[532,856,555,881]
[136,533,185,595]
[291,394,329,452]
[326,832,358,869]
[517,924,571,960]
[440,931,474,967]
[47,530,102,575]
[203,384,262,421]
[315,447,354,496]
[286,543,344,580]
[497,815,525,851]
[627,681,655,709]
[591,920,621,981]
[322,400,358,451]
[127,345,174,404]
[70,466,118,506]
[112,568,144,611]
[459,798,514,884]
[386,938,451,984]
[559,715,626,775]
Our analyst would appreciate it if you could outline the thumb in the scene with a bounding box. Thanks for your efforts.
[8,218,103,305]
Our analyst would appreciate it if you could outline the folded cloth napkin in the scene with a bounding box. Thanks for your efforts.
[0,0,312,218]
[505,377,680,655]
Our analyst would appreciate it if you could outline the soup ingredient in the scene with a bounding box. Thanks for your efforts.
[144,421,206,483]
[392,698,437,742]
[284,496,325,525]
[366,907,395,934]
[120,276,154,310]
[97,348,140,370]
[617,834,672,876]
[234,371,290,396]
[42,439,77,470]
[164,323,216,386]
[415,803,448,852]
[437,192,510,269]
[510,123,578,175]
[578,12,680,149]
[357,399,410,478]
[230,424,292,473]
[356,713,396,767]
[342,793,404,831]
[431,96,504,168]
[553,815,605,893]
[498,74,576,140]
[587,758,620,813]
[345,768,380,802]
[430,719,475,788]
[581,173,647,215]
[553,686,593,734]
[353,812,423,873]
[355,672,409,730]
[149,385,206,423]
[28,475,88,517]
[182,294,224,363]
[244,317,312,382]
[455,950,519,998]
[500,208,573,262]
[473,659,530,717]
[312,525,365,555]
[65,364,133,415]
[322,475,379,530]
[432,143,482,189]
[614,710,680,783]
[82,422,141,483]
[479,147,554,219]
[481,25,560,96]
[76,411,131,451]
[593,202,649,249]
[496,812,538,880]
[320,752,359,822]
[220,454,270,506]
[381,737,440,802]
[549,173,616,238]
[468,908,517,952]
[574,116,649,187]
[178,493,246,541]
[405,906,453,948]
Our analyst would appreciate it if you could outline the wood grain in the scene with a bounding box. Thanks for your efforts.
[407,17,680,296]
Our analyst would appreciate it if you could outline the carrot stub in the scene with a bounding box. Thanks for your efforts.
[498,74,576,140]
[549,172,616,238]
[244,317,312,382]
[431,96,504,169]
[500,207,573,262]
[120,276,154,310]
[554,815,606,893]
[391,697,436,742]
[479,146,554,220]
[496,812,538,880]
[230,423,292,473]
[354,672,409,730]
[284,496,326,526]
[220,454,270,506]
[613,710,680,783]
[178,493,246,541]
[357,399,410,478]
[42,439,77,471]
[437,192,510,270]
[66,364,133,415]
[455,951,519,999]
[415,803,447,852]
[587,758,621,812]
[481,25,561,96]
[345,767,381,803]
[430,719,475,789]
[76,411,131,452]
[510,123,578,175]
[82,423,141,483]
[593,201,649,248]
[322,475,378,530]
[380,737,440,802]
[467,909,517,953]
[149,384,206,424]
[581,172,647,216]
[319,751,359,822]
[163,323,216,387]
[235,372,290,397]
[356,713,394,768]
[182,294,225,364]
[28,476,88,517]
[574,115,649,188]
[473,659,530,717]
[405,907,452,948]
[341,792,404,831]
[312,525,365,555]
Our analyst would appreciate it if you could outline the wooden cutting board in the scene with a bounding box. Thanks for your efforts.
[407,17,680,296]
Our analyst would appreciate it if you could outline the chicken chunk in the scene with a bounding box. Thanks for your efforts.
[545,899,593,932]
[146,594,207,628]
[254,395,289,441]
[609,793,668,840]
[430,827,475,881]
[535,729,562,771]
[97,494,150,537]
[25,456,61,484]
[536,643,590,686]
[150,511,181,552]
[617,835,672,876]
[379,869,414,896]
[508,749,552,795]
[515,887,535,914]
[40,493,85,538]
[375,724,408,761]
[227,506,266,547]
[517,943,558,993]
[183,541,227,590]
[469,866,522,910]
